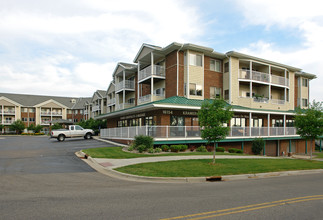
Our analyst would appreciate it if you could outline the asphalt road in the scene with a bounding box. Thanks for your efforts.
[1,136,323,220]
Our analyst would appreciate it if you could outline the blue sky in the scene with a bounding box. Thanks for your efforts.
[0,0,322,101]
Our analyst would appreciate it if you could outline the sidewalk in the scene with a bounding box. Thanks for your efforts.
[75,151,323,183]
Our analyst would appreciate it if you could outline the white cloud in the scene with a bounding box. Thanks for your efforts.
[235,0,323,102]
[0,0,202,97]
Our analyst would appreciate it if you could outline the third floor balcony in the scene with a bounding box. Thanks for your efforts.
[138,65,165,82]
[239,69,289,87]
[115,80,135,92]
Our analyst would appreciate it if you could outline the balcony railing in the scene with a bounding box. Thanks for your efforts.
[271,99,285,105]
[116,103,135,110]
[253,97,269,103]
[107,98,116,105]
[92,105,101,112]
[3,120,14,124]
[100,126,298,140]
[2,110,15,114]
[271,75,289,86]
[115,80,135,91]
[139,65,165,81]
[51,112,62,115]
[41,120,51,125]
[138,94,151,104]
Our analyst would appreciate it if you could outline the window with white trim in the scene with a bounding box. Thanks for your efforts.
[302,98,308,107]
[189,83,202,96]
[210,87,222,99]
[210,59,221,72]
[189,54,202,66]
[302,78,308,87]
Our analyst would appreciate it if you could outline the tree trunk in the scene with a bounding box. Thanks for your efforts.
[213,142,216,164]
[310,139,313,160]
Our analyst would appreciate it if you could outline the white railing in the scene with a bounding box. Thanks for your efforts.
[3,120,14,124]
[3,110,15,114]
[116,103,135,110]
[271,99,285,105]
[138,94,151,104]
[139,65,165,81]
[107,98,116,105]
[41,112,51,116]
[271,75,289,86]
[51,112,62,115]
[100,126,298,140]
[41,121,51,125]
[92,105,100,112]
[253,97,269,103]
[239,69,251,79]
[115,80,135,91]
[252,70,270,83]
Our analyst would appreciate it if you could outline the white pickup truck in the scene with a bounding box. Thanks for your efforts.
[50,125,94,142]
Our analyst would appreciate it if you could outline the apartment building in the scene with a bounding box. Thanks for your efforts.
[0,93,91,133]
[97,42,317,156]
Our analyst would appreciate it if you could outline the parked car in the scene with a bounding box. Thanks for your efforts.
[50,125,94,141]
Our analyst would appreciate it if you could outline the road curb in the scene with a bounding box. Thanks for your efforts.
[75,151,323,183]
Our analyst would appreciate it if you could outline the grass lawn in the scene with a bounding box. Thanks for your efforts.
[83,147,247,159]
[115,159,323,177]
[314,152,323,159]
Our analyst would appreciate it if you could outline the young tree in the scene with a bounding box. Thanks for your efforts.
[34,125,43,133]
[27,123,36,133]
[51,123,63,130]
[295,100,323,159]
[0,124,4,134]
[198,99,233,163]
[10,120,25,134]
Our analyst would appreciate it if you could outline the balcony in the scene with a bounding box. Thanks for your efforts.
[41,111,51,116]
[115,80,135,92]
[51,112,62,116]
[41,120,51,125]
[239,69,270,83]
[271,75,289,86]
[138,65,165,82]
[2,109,15,115]
[138,94,151,104]
[3,120,14,124]
[92,105,100,112]
[100,126,298,140]
[271,99,285,105]
[253,97,269,103]
[116,103,135,110]
[107,98,116,106]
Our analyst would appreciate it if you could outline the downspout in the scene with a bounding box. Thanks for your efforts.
[176,45,184,96]
[225,54,232,103]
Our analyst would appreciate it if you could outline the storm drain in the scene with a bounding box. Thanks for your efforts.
[206,176,222,182]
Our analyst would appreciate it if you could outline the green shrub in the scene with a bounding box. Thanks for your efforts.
[196,145,207,152]
[134,135,153,149]
[155,147,162,153]
[137,144,147,153]
[236,149,243,154]
[161,145,169,152]
[252,138,265,155]
[148,148,154,153]
[180,145,188,152]
[228,148,238,153]
[128,145,134,151]
[170,145,181,152]
[216,147,225,152]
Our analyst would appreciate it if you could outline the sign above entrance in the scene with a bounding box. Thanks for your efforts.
[120,113,146,120]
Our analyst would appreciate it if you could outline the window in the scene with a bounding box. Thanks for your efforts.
[210,59,221,72]
[224,89,229,100]
[23,108,28,112]
[145,116,154,126]
[210,87,222,99]
[252,118,263,127]
[29,108,35,113]
[154,88,165,96]
[272,119,283,127]
[75,125,83,130]
[22,118,28,122]
[231,117,246,127]
[74,110,78,114]
[189,83,203,96]
[170,116,184,126]
[67,110,72,114]
[302,98,308,107]
[128,98,135,104]
[224,62,229,72]
[184,83,187,96]
[302,78,308,87]
[189,54,202,66]
[286,119,294,127]
[29,118,35,122]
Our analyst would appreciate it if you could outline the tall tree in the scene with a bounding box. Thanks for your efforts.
[198,99,233,164]
[295,100,323,159]
[10,120,25,134]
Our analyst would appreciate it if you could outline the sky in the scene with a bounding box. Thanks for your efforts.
[0,0,322,102]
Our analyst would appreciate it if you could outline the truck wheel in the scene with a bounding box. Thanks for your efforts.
[85,133,92,139]
[57,134,65,142]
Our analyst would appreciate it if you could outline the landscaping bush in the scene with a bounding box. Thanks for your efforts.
[155,147,162,153]
[252,138,265,155]
[206,145,213,152]
[216,147,225,152]
[228,148,238,153]
[189,146,196,152]
[196,145,207,152]
[236,149,243,154]
[180,145,188,152]
[170,145,181,152]
[148,148,154,154]
[137,144,147,153]
[128,145,134,151]
[161,145,169,152]
[134,135,153,150]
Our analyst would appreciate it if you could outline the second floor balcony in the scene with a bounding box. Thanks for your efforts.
[92,105,101,112]
[1,109,15,115]
[107,98,116,106]
[138,65,165,82]
[116,102,135,110]
[115,80,135,92]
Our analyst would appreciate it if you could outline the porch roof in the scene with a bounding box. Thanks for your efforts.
[95,96,296,120]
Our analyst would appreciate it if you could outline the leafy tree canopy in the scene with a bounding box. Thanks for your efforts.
[10,120,25,134]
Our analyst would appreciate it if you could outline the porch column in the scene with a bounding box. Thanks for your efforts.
[137,61,140,103]
[151,52,154,102]
[123,70,125,108]
[267,114,270,136]
[50,107,53,122]
[249,112,252,136]
[277,140,280,157]
[289,139,291,153]
[249,61,252,98]
[305,140,307,154]
[283,114,286,135]
[263,141,266,156]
